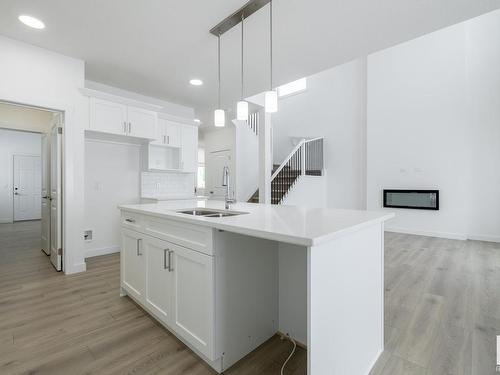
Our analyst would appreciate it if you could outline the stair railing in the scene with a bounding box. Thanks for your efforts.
[247,112,259,136]
[270,137,324,204]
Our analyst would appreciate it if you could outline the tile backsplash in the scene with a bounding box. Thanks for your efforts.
[141,172,195,198]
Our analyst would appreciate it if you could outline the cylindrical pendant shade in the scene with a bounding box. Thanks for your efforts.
[214,109,225,127]
[264,90,278,113]
[236,101,248,121]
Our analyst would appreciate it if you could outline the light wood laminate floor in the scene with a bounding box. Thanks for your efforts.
[0,221,499,374]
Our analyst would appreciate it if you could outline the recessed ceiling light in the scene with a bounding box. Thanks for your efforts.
[189,79,203,86]
[194,119,201,123]
[18,15,45,29]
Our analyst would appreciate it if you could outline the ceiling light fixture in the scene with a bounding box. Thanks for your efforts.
[214,35,225,127]
[236,14,248,121]
[189,79,203,86]
[264,1,278,113]
[18,15,45,29]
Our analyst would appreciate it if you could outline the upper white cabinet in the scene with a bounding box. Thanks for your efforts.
[89,98,127,136]
[166,121,182,147]
[152,119,182,147]
[89,97,157,140]
[127,106,158,139]
[181,125,198,173]
[146,123,198,172]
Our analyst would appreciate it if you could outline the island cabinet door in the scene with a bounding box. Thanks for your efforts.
[144,237,173,326]
[121,229,146,302]
[170,244,215,360]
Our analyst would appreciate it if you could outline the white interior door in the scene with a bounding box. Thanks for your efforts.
[13,155,41,221]
[50,123,62,271]
[41,134,50,255]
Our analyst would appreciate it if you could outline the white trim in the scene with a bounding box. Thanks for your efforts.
[71,262,87,273]
[385,226,468,240]
[85,245,120,259]
[467,234,500,243]
[0,218,13,224]
[79,87,163,111]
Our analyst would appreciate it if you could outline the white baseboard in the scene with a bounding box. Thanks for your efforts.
[65,262,87,275]
[0,218,13,224]
[385,227,468,241]
[467,234,500,243]
[386,227,500,243]
[85,245,120,259]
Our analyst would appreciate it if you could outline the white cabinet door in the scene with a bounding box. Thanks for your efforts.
[90,98,128,136]
[181,125,198,173]
[127,106,158,139]
[122,229,146,302]
[165,121,182,147]
[151,118,168,146]
[144,236,173,325]
[171,243,214,360]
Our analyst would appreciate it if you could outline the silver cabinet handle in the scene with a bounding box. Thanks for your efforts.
[167,135,170,144]
[123,121,127,133]
[163,249,168,270]
[125,218,135,223]
[168,250,173,272]
[136,239,142,256]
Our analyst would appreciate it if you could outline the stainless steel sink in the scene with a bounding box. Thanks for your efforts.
[176,208,248,217]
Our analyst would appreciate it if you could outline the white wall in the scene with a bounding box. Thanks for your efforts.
[234,119,259,202]
[84,139,141,257]
[367,23,470,239]
[366,10,500,241]
[272,59,367,210]
[0,129,41,223]
[0,36,87,273]
[202,126,236,199]
[281,175,327,208]
[465,10,500,242]
[0,103,53,134]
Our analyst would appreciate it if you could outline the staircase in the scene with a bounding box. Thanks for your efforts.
[248,137,324,204]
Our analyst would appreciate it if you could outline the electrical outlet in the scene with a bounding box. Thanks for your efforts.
[84,230,93,241]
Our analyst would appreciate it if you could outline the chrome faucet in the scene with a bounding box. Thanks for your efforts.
[222,166,236,209]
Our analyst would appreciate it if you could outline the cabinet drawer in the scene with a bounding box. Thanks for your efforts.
[121,213,143,231]
[143,216,213,256]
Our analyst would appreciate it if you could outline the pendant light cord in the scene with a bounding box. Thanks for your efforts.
[241,14,244,100]
[270,0,273,91]
[218,34,221,108]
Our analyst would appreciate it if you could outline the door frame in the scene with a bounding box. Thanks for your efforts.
[12,153,42,222]
[0,100,67,272]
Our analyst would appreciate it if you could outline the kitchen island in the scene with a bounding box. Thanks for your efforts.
[118,200,394,374]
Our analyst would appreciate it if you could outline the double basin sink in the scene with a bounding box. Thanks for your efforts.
[176,208,248,218]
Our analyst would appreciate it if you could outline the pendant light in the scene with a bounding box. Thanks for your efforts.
[214,34,225,127]
[264,0,278,113]
[237,14,249,121]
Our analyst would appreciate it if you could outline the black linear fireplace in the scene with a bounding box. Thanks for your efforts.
[383,189,439,210]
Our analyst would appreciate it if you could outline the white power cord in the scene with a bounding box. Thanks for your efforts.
[280,335,297,375]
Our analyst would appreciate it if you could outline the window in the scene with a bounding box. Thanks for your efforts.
[197,148,205,189]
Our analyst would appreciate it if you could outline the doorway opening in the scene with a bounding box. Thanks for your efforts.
[0,101,64,272]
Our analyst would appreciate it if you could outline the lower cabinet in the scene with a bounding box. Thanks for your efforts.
[121,229,214,361]
[170,242,214,360]
[144,236,173,325]
[122,229,145,301]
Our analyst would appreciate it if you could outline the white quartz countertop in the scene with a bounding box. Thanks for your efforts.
[119,200,394,246]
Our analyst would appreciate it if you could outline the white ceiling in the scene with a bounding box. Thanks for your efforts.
[1,0,499,126]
